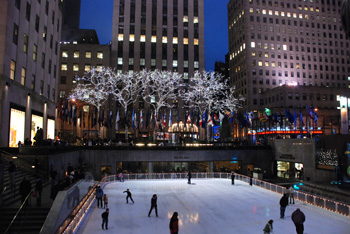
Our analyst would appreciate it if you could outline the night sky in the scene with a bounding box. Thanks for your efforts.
[80,0,230,71]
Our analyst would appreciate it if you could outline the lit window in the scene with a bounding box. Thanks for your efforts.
[299,14,303,19]
[250,8,253,13]
[151,36,156,43]
[129,34,135,42]
[265,52,269,58]
[140,35,146,42]
[140,59,145,66]
[96,65,102,71]
[73,64,79,71]
[251,42,255,48]
[97,52,103,59]
[287,12,291,17]
[162,60,167,67]
[129,58,134,65]
[184,61,189,68]
[62,50,68,58]
[293,13,297,18]
[162,36,167,43]
[265,62,269,67]
[269,10,273,15]
[173,60,178,67]
[85,51,91,58]
[23,34,28,53]
[275,11,279,16]
[118,58,123,65]
[85,65,91,72]
[74,51,79,58]
[61,63,67,71]
[193,17,198,23]
[271,62,276,67]
[118,34,124,41]
[184,73,189,79]
[281,11,285,17]
[183,16,188,22]
[251,51,256,56]
[173,37,178,44]
[21,68,26,85]
[258,61,263,66]
[183,38,188,45]
[194,61,199,68]
[151,59,156,66]
[262,9,266,14]
[194,39,199,45]
[33,45,37,61]
[283,45,287,50]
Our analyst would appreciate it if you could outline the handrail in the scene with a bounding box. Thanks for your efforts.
[4,191,32,234]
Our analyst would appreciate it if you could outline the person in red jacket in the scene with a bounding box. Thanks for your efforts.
[169,212,179,234]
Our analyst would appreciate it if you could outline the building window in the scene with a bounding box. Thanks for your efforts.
[13,23,18,44]
[59,91,66,98]
[62,50,68,58]
[32,44,37,61]
[118,57,123,65]
[26,2,31,21]
[96,65,102,71]
[40,80,44,95]
[31,74,35,90]
[140,58,145,66]
[85,65,91,72]
[61,63,67,71]
[23,34,28,53]
[60,76,66,84]
[97,52,103,59]
[85,51,91,58]
[15,0,20,9]
[41,53,45,68]
[21,68,26,85]
[35,15,40,32]
[10,60,16,80]
[73,64,79,71]
[43,26,47,40]
[74,51,79,58]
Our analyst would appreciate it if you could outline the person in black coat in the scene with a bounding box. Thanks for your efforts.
[19,177,31,205]
[35,177,43,207]
[187,171,192,184]
[231,171,235,185]
[279,193,289,219]
[123,188,134,203]
[101,208,109,230]
[148,194,158,217]
[292,208,306,234]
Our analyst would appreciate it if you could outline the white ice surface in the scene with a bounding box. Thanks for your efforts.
[76,179,350,234]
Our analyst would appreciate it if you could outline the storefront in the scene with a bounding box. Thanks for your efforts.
[277,161,303,179]
[9,108,25,147]
[47,119,55,139]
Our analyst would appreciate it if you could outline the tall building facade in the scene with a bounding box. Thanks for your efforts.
[111,0,205,79]
[0,0,62,147]
[228,0,350,111]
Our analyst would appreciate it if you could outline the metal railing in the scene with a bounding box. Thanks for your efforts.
[4,191,32,234]
[60,172,350,234]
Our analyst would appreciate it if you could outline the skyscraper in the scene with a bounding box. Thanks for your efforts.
[228,0,350,112]
[111,0,205,79]
[0,0,62,146]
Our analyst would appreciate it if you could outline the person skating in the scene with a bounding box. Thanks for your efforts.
[231,171,235,185]
[279,193,288,219]
[263,219,273,234]
[101,208,109,230]
[95,186,104,208]
[148,194,158,217]
[292,208,305,234]
[187,171,192,184]
[169,211,179,234]
[123,188,134,203]
[103,193,108,208]
[289,185,295,204]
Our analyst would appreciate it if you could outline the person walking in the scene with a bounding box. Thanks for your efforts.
[169,211,179,234]
[103,194,108,208]
[289,185,295,204]
[292,208,305,234]
[123,188,134,203]
[35,177,43,207]
[101,208,109,230]
[187,171,192,184]
[263,219,273,234]
[95,186,104,208]
[231,171,235,185]
[19,177,31,205]
[148,194,158,217]
[279,193,289,219]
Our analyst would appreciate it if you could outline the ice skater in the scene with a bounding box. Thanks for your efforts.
[289,185,295,204]
[231,171,235,185]
[123,188,134,203]
[148,194,158,217]
[292,208,305,234]
[187,171,192,184]
[169,212,179,234]
[103,193,108,208]
[263,219,273,234]
[101,208,109,230]
[279,193,289,219]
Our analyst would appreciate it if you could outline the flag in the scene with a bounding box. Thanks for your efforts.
[109,110,113,128]
[196,109,200,127]
[134,110,138,129]
[258,111,268,123]
[294,109,298,128]
[132,109,135,129]
[219,112,225,123]
[314,111,319,125]
[163,111,166,128]
[207,113,213,126]
[116,110,120,130]
[300,111,304,126]
[225,110,232,118]
[202,110,207,128]
[237,112,246,127]
[307,105,315,119]
[169,109,172,127]
[140,110,143,129]
[187,112,191,123]
[244,111,250,127]
[229,111,234,124]
[154,110,157,128]
[213,113,219,124]
[285,109,295,124]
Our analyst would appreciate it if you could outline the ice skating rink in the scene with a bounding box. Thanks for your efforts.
[77,179,350,234]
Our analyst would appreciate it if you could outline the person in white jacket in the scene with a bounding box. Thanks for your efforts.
[289,186,295,204]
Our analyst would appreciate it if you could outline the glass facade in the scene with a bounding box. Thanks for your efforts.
[9,108,25,147]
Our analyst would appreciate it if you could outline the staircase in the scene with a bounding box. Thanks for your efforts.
[0,207,51,234]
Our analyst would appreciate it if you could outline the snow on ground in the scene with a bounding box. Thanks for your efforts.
[76,179,350,234]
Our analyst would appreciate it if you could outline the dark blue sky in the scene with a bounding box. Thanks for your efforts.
[80,0,229,71]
